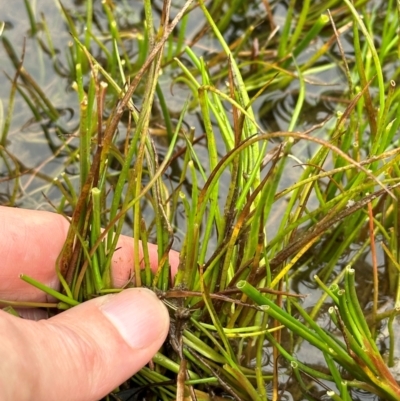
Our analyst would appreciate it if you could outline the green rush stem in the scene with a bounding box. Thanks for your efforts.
[255,311,268,397]
[53,179,75,206]
[91,187,106,290]
[282,14,329,70]
[288,61,305,131]
[1,66,19,146]
[237,281,355,367]
[0,299,58,309]
[278,0,296,58]
[223,364,262,401]
[184,377,218,385]
[189,300,235,365]
[2,306,20,317]
[23,0,37,34]
[20,274,79,306]
[175,12,188,55]
[291,361,318,397]
[266,331,333,381]
[198,0,260,189]
[291,298,359,370]
[79,96,90,188]
[344,0,385,126]
[288,0,310,50]
[75,63,84,102]
[139,219,152,287]
[183,331,226,364]
[155,83,173,141]
[56,262,74,300]
[216,0,242,33]
[60,173,78,206]
[185,161,199,290]
[93,108,180,289]
[178,51,235,152]
[327,391,346,401]
[376,80,397,155]
[344,268,379,353]
[235,139,268,211]
[337,295,380,377]
[86,67,97,139]
[152,352,199,379]
[200,269,236,361]
[135,371,175,398]
[84,0,93,50]
[324,352,347,395]
[388,311,396,367]
[314,275,339,304]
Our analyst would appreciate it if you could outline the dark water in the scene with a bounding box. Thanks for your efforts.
[1,1,399,400]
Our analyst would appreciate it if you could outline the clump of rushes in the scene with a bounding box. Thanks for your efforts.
[3,0,400,400]
[239,267,400,400]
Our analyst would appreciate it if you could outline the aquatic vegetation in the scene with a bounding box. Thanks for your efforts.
[1,0,400,399]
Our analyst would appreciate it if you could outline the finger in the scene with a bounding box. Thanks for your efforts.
[0,207,179,302]
[0,288,169,401]
[110,234,179,288]
[0,207,69,301]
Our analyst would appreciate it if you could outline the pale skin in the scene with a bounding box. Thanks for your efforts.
[0,206,179,401]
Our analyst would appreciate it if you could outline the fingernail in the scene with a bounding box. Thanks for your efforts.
[100,288,169,349]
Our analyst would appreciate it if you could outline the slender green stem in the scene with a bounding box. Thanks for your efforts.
[20,275,79,306]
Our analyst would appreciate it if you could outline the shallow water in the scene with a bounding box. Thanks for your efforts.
[1,1,399,400]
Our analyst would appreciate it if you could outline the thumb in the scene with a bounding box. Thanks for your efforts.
[0,288,169,401]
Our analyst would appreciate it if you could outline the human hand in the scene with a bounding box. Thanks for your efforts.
[0,206,179,401]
